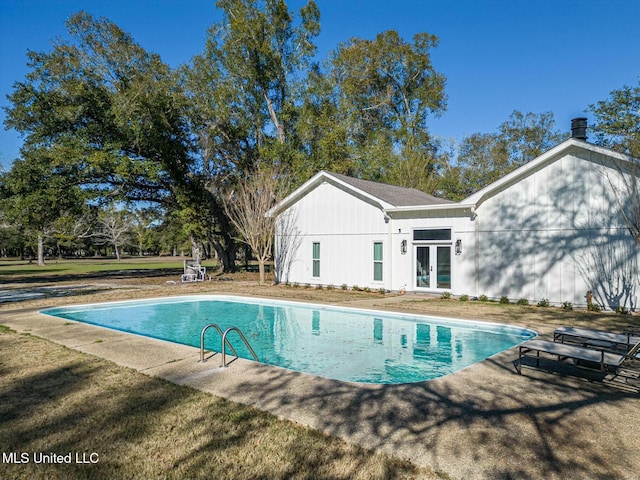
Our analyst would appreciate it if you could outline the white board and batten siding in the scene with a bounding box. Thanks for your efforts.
[275,180,391,289]
[473,145,638,307]
[274,140,640,309]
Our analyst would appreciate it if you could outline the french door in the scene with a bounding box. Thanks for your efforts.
[415,245,451,290]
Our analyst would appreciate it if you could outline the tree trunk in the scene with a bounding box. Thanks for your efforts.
[37,232,45,266]
[191,235,201,263]
[202,242,211,260]
[114,244,121,261]
[258,260,266,286]
[264,93,285,143]
[212,239,236,273]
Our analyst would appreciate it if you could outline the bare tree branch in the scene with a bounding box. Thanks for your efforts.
[222,165,289,285]
[92,208,133,261]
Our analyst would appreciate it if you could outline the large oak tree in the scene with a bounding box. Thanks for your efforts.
[3,12,213,264]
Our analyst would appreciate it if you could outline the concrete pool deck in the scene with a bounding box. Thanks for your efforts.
[2,298,640,480]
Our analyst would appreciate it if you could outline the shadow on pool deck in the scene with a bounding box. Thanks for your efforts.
[1,303,639,480]
[214,353,638,480]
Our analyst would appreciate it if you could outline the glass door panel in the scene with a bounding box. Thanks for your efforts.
[436,246,451,289]
[416,246,430,288]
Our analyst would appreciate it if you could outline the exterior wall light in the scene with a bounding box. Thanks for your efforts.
[400,239,407,255]
[455,239,462,255]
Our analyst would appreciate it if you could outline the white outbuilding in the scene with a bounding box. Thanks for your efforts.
[271,127,639,309]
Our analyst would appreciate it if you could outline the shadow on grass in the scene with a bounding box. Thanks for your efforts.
[0,331,421,480]
[0,355,188,478]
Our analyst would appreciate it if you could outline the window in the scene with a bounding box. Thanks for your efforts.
[312,242,320,277]
[413,229,451,241]
[373,242,383,281]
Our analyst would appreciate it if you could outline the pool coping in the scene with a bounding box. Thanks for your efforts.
[2,295,639,480]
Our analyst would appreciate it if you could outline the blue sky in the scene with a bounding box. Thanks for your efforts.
[1,0,639,169]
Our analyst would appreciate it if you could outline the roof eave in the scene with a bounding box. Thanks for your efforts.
[267,170,326,218]
[461,138,637,209]
[267,170,392,217]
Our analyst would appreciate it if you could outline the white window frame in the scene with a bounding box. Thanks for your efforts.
[373,241,383,282]
[312,242,320,278]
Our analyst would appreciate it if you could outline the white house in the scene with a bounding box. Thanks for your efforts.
[271,127,639,309]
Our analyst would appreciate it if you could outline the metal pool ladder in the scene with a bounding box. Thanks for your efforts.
[199,323,259,368]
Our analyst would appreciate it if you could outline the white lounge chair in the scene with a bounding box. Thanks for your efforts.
[554,326,640,351]
[181,261,207,282]
[516,339,640,375]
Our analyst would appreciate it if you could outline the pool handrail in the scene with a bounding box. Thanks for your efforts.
[200,323,238,362]
[221,326,259,368]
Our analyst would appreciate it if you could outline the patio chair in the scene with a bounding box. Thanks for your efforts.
[516,338,640,375]
[181,261,207,282]
[553,326,640,352]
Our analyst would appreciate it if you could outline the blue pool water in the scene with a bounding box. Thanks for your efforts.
[41,295,536,384]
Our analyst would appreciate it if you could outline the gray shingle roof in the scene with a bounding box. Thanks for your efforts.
[327,171,454,207]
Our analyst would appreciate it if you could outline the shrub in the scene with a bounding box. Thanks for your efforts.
[292,282,299,288]
[440,292,451,300]
[304,283,311,289]
[562,301,573,311]
[588,303,601,312]
[537,298,550,307]
[363,287,371,293]
[516,298,529,306]
[616,306,630,315]
[341,284,348,290]
[352,285,362,292]
[378,288,386,295]
[499,296,510,304]
[326,284,334,290]
[478,294,489,302]
[459,294,469,302]
[315,284,324,290]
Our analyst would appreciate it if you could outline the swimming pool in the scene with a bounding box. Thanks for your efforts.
[41,295,536,384]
